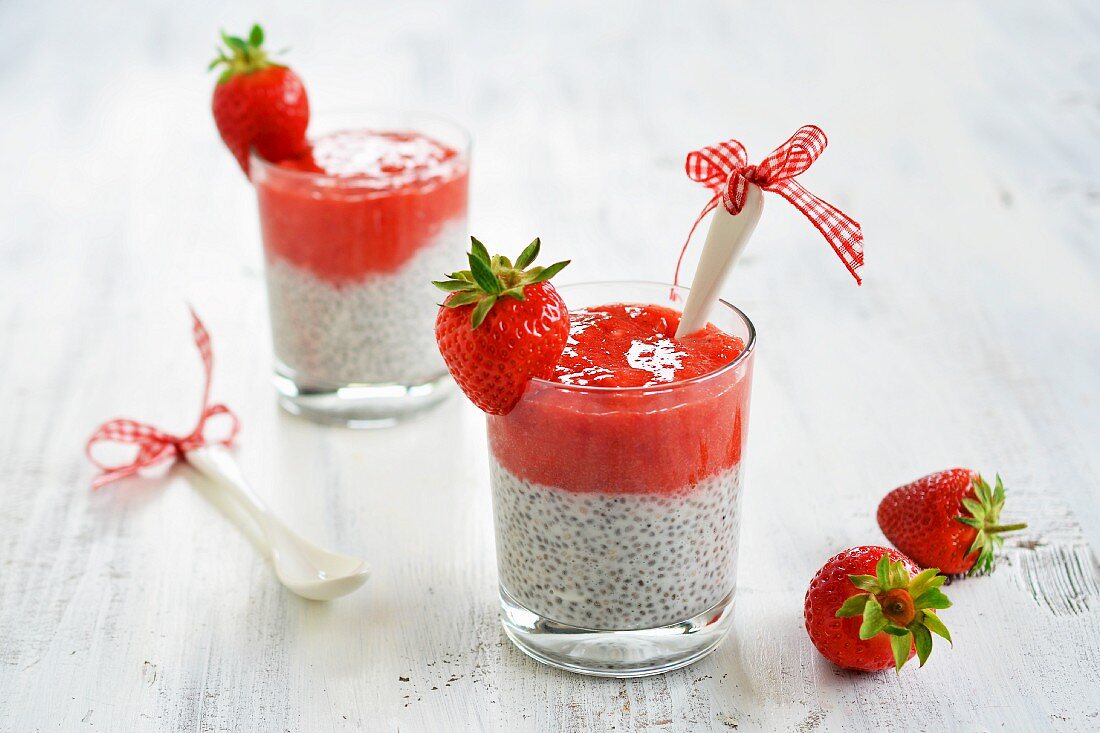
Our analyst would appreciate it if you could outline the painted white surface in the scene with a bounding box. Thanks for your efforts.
[1,1,1098,730]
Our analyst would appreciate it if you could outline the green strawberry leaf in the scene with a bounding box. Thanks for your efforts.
[858,597,887,640]
[469,236,491,266]
[469,251,502,295]
[432,279,476,292]
[848,574,881,593]
[876,556,891,587]
[913,588,952,610]
[515,238,541,269]
[921,610,952,644]
[907,568,943,599]
[889,560,910,589]
[835,593,870,618]
[249,24,264,47]
[889,633,912,672]
[911,623,932,667]
[223,33,248,54]
[530,260,571,283]
[961,497,985,519]
[470,294,497,329]
[442,291,482,308]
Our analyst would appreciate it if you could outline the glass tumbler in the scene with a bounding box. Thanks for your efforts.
[486,281,755,677]
[251,110,470,427]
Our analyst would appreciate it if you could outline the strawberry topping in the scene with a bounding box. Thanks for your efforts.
[554,304,744,388]
[487,303,752,495]
[256,129,468,281]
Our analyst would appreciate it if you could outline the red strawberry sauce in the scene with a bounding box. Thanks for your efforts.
[254,129,468,282]
[554,304,745,388]
[488,303,753,495]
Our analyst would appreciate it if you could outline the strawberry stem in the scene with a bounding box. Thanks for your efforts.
[985,523,1028,533]
[433,236,569,329]
[956,473,1028,575]
[209,23,281,83]
[837,555,952,671]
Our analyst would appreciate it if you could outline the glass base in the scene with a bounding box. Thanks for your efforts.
[499,585,735,678]
[273,364,455,428]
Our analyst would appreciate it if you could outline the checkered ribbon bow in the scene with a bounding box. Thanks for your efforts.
[675,125,864,284]
[85,309,239,490]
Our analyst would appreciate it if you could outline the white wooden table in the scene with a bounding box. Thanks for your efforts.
[2,1,1098,730]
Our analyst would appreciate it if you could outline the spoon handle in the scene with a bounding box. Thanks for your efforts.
[184,445,277,536]
[675,184,763,338]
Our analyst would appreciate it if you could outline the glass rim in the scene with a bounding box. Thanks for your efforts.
[249,106,472,183]
[528,280,756,395]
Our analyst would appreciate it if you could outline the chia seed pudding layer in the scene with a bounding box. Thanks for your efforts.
[265,220,464,385]
[490,457,743,631]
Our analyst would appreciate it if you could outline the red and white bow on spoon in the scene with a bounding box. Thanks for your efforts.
[85,309,239,489]
[676,125,864,285]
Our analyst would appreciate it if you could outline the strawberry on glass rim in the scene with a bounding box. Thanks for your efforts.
[877,469,1028,575]
[433,237,570,415]
[804,546,953,672]
[210,24,309,175]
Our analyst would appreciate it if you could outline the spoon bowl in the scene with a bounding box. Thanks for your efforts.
[266,521,371,600]
[186,445,371,601]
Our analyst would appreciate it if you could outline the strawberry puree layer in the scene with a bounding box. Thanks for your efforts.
[555,304,744,387]
[488,303,752,495]
[255,129,468,282]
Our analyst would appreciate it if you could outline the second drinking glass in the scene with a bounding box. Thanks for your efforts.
[251,110,470,427]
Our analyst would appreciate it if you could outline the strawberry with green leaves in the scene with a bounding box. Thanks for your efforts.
[804,546,953,672]
[434,237,570,415]
[878,469,1027,575]
[210,24,309,175]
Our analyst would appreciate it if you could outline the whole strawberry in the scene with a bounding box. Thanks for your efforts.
[210,24,309,175]
[877,469,1027,575]
[434,237,570,415]
[804,546,952,672]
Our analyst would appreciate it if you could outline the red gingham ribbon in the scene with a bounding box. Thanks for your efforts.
[85,309,239,490]
[675,125,864,285]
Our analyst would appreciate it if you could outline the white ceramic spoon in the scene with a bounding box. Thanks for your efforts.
[185,445,370,601]
[675,183,764,338]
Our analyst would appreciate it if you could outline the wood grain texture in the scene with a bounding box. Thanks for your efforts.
[1,0,1098,730]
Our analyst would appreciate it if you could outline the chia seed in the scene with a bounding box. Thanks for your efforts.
[490,457,743,630]
[264,221,464,385]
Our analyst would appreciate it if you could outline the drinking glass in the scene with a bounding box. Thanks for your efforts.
[487,281,755,676]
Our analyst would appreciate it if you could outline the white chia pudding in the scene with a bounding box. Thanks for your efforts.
[490,457,743,630]
[265,221,464,385]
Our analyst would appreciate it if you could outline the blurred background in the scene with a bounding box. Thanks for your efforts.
[3,0,1095,532]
